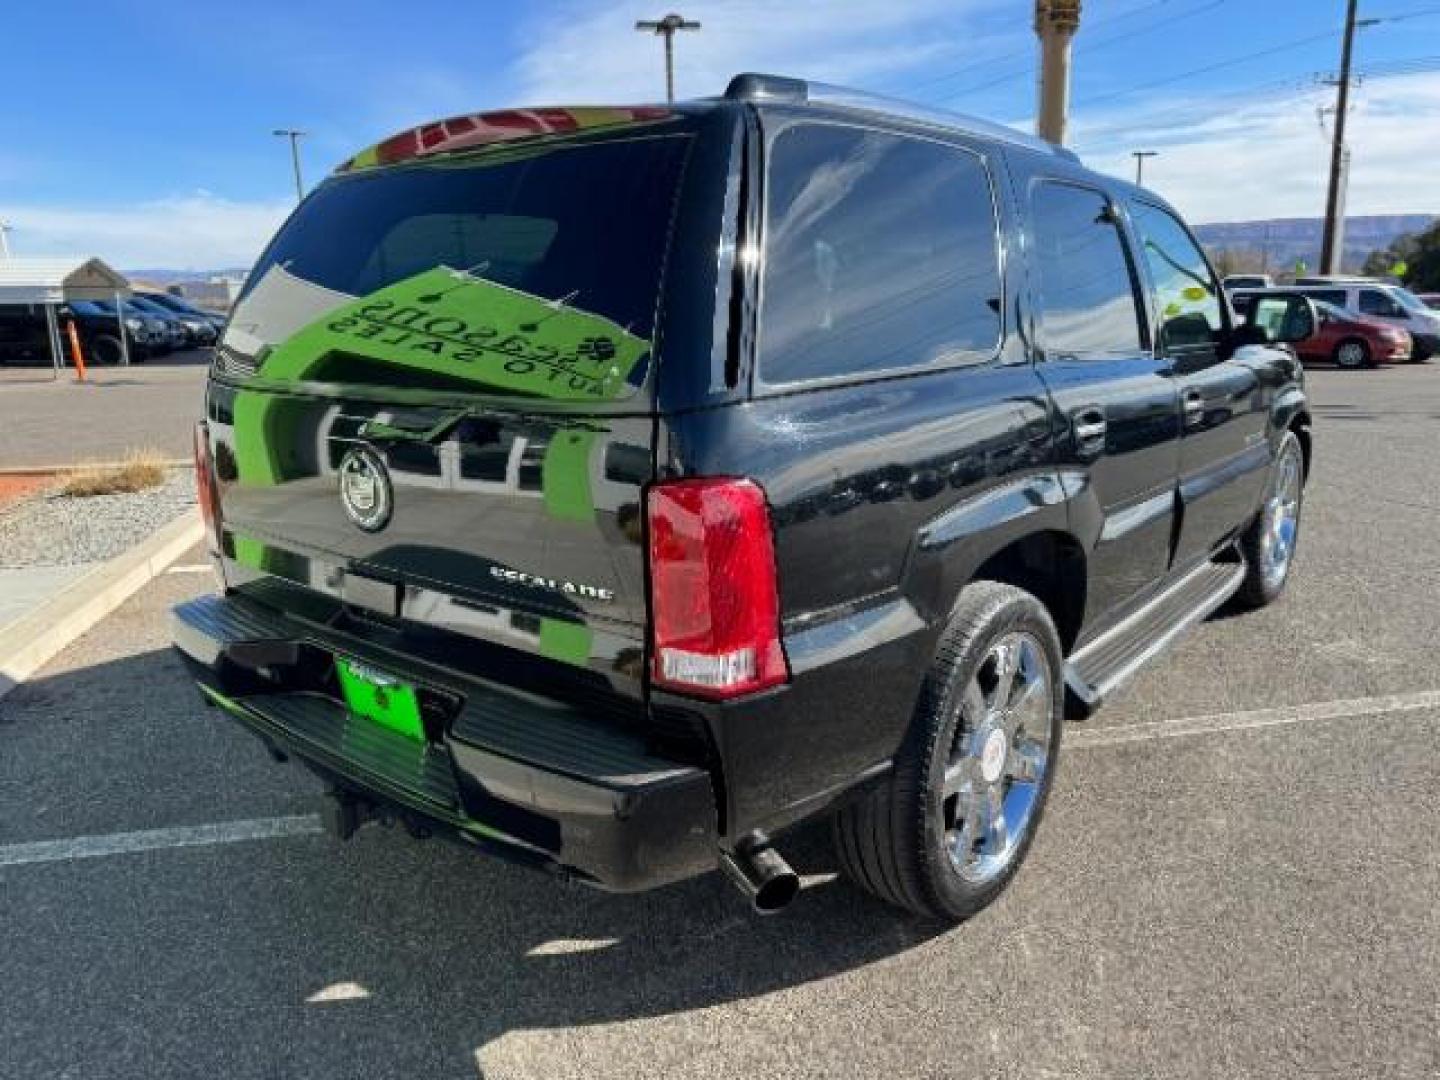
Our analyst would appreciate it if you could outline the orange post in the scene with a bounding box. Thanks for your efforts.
[66,320,87,382]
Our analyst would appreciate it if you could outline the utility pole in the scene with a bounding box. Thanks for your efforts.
[1320,0,1359,275]
[0,221,12,259]
[635,13,700,103]
[1131,150,1158,186]
[272,129,308,203]
[1035,0,1082,145]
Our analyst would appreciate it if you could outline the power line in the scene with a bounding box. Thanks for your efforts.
[1071,51,1440,148]
[1076,26,1340,107]
[944,0,1231,102]
[890,0,1437,108]
[894,0,1225,101]
[1071,73,1320,143]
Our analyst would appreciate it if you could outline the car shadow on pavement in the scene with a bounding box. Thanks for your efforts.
[1,647,950,1079]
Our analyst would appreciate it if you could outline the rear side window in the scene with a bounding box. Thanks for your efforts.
[1030,183,1144,359]
[1359,289,1403,317]
[1130,202,1223,352]
[758,124,1001,386]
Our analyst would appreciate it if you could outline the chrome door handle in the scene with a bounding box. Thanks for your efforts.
[1182,392,1205,427]
[1072,412,1107,448]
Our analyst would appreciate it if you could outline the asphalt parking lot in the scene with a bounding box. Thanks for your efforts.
[2,364,1438,1079]
[0,352,210,467]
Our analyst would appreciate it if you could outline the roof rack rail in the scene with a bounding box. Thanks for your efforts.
[723,72,1079,161]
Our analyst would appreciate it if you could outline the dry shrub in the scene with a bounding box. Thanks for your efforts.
[60,449,169,497]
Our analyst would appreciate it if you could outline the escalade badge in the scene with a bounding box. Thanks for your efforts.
[338,446,393,532]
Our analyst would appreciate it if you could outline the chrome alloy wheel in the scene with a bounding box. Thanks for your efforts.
[1336,341,1367,368]
[941,631,1053,885]
[1260,439,1304,592]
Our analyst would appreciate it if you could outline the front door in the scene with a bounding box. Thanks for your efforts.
[1022,177,1181,629]
[1128,200,1269,570]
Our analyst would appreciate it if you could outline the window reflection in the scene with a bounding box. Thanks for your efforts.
[1131,202,1222,354]
[1031,184,1144,358]
[759,124,1002,384]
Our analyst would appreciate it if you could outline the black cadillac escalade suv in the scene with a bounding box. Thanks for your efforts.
[173,75,1314,920]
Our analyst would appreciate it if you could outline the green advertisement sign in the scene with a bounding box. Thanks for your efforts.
[232,267,649,487]
[259,266,649,398]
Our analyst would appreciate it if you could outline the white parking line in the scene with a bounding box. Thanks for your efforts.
[4,691,1439,870]
[165,563,214,574]
[0,814,322,868]
[1068,689,1440,749]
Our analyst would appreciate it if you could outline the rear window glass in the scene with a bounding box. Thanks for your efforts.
[225,133,693,402]
[757,123,1001,386]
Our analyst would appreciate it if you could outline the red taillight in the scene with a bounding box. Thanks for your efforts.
[647,477,787,700]
[193,421,221,553]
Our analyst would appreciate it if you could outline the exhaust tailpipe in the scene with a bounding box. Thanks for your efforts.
[720,834,800,914]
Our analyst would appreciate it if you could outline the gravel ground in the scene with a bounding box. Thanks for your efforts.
[0,469,196,568]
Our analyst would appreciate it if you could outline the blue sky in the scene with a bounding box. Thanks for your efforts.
[2,0,1437,267]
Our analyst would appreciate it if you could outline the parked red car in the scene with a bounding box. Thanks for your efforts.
[1304,300,1412,367]
[1237,291,1411,368]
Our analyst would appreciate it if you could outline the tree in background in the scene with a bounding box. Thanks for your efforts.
[1361,220,1440,290]
[1207,247,1271,278]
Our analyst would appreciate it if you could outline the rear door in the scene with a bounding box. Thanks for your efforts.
[1021,175,1181,626]
[1128,199,1269,569]
[207,118,712,692]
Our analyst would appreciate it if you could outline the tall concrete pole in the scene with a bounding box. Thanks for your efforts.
[1035,0,1082,146]
[1320,0,1359,275]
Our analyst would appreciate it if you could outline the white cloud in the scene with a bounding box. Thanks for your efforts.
[1,192,291,271]
[1072,72,1440,223]
[509,0,999,104]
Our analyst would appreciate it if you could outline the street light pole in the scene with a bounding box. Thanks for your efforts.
[272,129,308,203]
[1131,150,1158,185]
[635,13,701,103]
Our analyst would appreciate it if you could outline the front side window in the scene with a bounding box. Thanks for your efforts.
[1030,182,1144,359]
[1301,289,1348,308]
[1393,288,1431,314]
[1130,202,1223,355]
[758,123,1002,386]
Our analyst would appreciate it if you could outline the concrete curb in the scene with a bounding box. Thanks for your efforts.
[0,461,190,477]
[0,510,203,701]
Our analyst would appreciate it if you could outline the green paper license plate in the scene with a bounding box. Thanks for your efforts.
[335,658,424,742]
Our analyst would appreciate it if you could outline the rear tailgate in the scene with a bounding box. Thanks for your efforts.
[205,116,705,700]
[210,389,653,658]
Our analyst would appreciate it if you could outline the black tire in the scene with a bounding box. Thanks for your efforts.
[1332,337,1371,369]
[832,581,1064,920]
[90,335,123,366]
[1236,430,1305,609]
